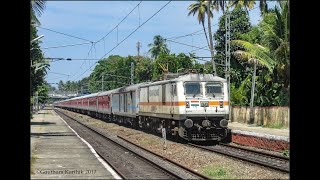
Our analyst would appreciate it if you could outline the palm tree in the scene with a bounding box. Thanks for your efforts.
[187,0,211,52]
[148,35,170,59]
[232,40,276,124]
[232,40,276,72]
[31,0,46,25]
[188,0,217,75]
[258,1,289,87]
[229,0,268,13]
[206,0,217,76]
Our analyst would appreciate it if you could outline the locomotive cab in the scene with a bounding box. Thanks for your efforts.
[176,74,231,142]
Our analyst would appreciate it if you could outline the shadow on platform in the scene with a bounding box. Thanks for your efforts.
[36,112,50,114]
[31,132,75,137]
[31,121,56,125]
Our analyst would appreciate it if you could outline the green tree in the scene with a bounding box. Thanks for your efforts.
[188,0,219,75]
[148,35,170,59]
[31,0,46,25]
[134,56,153,83]
[89,55,133,92]
[152,53,193,80]
[213,7,252,87]
[229,0,268,13]
[232,40,276,72]
[259,1,290,87]
[37,84,49,104]
[187,0,212,52]
[31,24,49,96]
[58,80,64,91]
[231,1,290,106]
[30,0,48,117]
[230,75,251,106]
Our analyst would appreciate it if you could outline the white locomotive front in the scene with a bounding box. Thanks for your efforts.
[138,73,231,142]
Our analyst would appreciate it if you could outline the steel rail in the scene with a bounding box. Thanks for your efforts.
[55,109,184,179]
[188,143,289,173]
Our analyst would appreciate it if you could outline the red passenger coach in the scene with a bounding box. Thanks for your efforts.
[98,95,110,109]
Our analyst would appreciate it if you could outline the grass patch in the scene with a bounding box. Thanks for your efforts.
[201,165,232,179]
[282,149,290,157]
[263,122,283,129]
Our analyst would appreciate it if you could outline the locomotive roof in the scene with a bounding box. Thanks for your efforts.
[112,82,152,93]
[96,88,119,96]
[55,74,225,103]
[177,73,226,82]
[140,73,226,87]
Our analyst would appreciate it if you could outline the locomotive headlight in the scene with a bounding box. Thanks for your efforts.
[219,101,223,108]
[186,101,190,108]
[184,119,193,128]
[220,119,228,127]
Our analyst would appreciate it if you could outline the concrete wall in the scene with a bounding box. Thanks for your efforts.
[230,106,289,128]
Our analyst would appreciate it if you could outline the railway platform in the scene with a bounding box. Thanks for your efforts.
[228,122,289,141]
[228,122,289,151]
[31,108,121,179]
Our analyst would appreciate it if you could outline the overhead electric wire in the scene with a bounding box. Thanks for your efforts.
[189,45,209,53]
[165,5,259,40]
[95,1,143,43]
[48,72,70,76]
[46,76,69,81]
[165,39,211,51]
[35,25,94,43]
[73,1,172,81]
[69,43,95,79]
[45,2,260,83]
[41,42,92,49]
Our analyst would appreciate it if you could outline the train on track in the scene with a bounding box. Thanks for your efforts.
[54,71,232,142]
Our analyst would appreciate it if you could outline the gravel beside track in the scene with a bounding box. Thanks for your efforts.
[56,110,205,179]
[58,108,289,179]
[189,143,289,172]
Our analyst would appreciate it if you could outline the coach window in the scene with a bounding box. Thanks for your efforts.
[185,82,202,97]
[205,82,223,97]
[171,84,176,96]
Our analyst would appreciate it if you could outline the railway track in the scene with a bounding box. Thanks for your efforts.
[188,143,289,173]
[55,109,210,179]
[117,135,210,179]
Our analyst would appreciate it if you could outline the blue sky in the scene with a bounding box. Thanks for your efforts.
[37,1,276,87]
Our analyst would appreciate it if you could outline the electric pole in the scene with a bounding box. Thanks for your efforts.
[131,62,134,85]
[249,59,257,124]
[36,91,39,113]
[102,74,104,91]
[136,41,141,58]
[225,11,231,120]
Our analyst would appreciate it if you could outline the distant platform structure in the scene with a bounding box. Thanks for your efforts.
[48,91,88,102]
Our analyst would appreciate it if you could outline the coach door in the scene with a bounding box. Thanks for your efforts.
[170,83,175,115]
[124,93,127,112]
[96,97,99,112]
[119,94,121,112]
[162,84,166,105]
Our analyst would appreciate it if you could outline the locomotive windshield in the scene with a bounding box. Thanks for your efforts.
[206,82,223,97]
[185,83,201,96]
